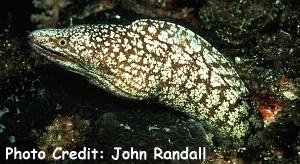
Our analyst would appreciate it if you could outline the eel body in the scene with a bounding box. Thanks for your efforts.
[29,19,255,147]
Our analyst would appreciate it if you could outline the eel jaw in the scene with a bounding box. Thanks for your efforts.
[30,43,90,74]
[31,43,71,63]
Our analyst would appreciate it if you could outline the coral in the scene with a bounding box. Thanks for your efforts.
[255,92,284,124]
[70,0,202,24]
[277,76,299,101]
[0,29,36,78]
[37,115,90,160]
[31,0,71,27]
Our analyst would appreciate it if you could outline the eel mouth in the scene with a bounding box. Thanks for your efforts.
[30,42,105,82]
[31,43,87,71]
[32,43,71,62]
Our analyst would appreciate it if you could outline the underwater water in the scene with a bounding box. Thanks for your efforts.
[0,0,299,163]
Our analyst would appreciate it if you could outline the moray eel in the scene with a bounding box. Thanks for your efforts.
[29,19,258,147]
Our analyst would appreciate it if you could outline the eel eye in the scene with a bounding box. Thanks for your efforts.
[58,38,68,47]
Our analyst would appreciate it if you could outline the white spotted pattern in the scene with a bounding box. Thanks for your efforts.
[29,19,259,147]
